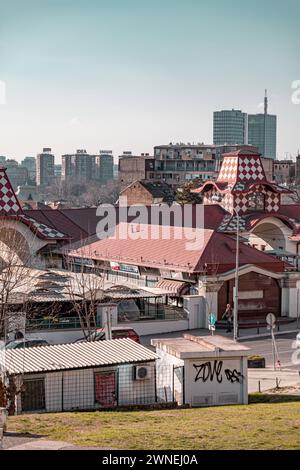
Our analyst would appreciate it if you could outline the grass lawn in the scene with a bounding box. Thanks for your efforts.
[7,397,300,450]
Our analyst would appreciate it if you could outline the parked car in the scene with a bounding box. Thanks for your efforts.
[295,332,300,348]
[5,339,49,349]
[74,326,140,344]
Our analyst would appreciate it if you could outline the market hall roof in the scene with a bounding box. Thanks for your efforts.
[66,222,287,274]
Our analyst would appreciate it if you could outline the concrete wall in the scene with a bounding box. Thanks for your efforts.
[25,319,190,345]
[155,350,248,407]
[116,319,189,336]
[118,363,156,406]
[184,356,248,406]
[155,348,184,404]
[25,329,86,345]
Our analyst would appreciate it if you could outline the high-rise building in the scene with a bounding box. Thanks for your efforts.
[54,164,62,178]
[213,109,248,145]
[248,91,277,159]
[96,150,114,184]
[61,149,96,183]
[21,156,36,183]
[36,148,55,186]
[5,159,28,189]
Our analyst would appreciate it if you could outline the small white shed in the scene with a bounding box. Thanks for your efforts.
[4,338,158,414]
[152,334,250,407]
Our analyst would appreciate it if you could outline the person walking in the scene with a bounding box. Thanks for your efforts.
[222,303,233,333]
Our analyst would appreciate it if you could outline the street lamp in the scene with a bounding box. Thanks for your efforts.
[232,207,239,342]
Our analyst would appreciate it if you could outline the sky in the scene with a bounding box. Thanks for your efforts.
[0,0,299,163]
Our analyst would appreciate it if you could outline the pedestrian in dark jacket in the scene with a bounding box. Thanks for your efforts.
[222,304,233,333]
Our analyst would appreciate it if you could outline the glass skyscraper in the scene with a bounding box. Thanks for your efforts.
[248,91,277,160]
[213,109,247,146]
[248,114,277,159]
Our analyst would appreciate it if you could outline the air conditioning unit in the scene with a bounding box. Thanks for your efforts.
[133,365,151,380]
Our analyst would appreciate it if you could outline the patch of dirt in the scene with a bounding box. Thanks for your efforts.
[265,384,300,395]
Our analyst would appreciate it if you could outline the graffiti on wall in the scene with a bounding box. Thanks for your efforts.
[193,360,244,384]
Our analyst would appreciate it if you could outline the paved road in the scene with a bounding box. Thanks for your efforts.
[141,329,300,370]
[242,334,299,369]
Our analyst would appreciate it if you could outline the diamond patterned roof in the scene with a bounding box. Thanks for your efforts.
[0,167,23,214]
[0,167,69,240]
[217,150,266,184]
[19,214,68,239]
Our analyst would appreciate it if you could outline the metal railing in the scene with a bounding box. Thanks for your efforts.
[26,306,187,331]
[26,316,101,331]
[118,305,187,323]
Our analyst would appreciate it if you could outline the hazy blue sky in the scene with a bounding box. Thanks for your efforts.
[0,0,299,162]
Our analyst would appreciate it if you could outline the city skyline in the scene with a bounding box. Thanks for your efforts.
[0,0,299,162]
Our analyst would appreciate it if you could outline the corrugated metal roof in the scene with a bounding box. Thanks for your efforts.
[3,338,158,375]
[5,268,162,304]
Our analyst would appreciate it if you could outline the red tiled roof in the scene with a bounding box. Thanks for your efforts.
[279,204,300,221]
[23,204,226,244]
[67,223,286,274]
[24,209,90,241]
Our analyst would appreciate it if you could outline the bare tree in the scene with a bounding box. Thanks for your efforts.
[0,229,36,412]
[41,177,120,208]
[63,256,105,340]
[97,180,120,205]
[0,228,33,339]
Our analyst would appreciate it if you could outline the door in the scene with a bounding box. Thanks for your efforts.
[21,378,46,412]
[94,371,116,407]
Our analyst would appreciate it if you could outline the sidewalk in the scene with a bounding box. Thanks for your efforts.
[237,319,299,341]
[141,320,299,347]
[1,434,114,450]
[248,367,300,393]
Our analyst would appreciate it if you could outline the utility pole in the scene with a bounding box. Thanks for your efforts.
[233,208,239,342]
[211,194,239,341]
[104,306,113,340]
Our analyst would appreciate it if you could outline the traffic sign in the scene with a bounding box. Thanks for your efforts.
[208,313,216,326]
[266,313,276,328]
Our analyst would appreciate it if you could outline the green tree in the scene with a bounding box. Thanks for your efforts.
[175,181,202,205]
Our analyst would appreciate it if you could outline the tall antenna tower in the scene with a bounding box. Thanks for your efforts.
[264,89,268,115]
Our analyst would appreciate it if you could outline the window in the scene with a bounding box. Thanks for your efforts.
[248,192,265,211]
[21,378,45,412]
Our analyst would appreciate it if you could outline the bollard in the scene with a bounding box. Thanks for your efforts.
[258,380,261,393]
